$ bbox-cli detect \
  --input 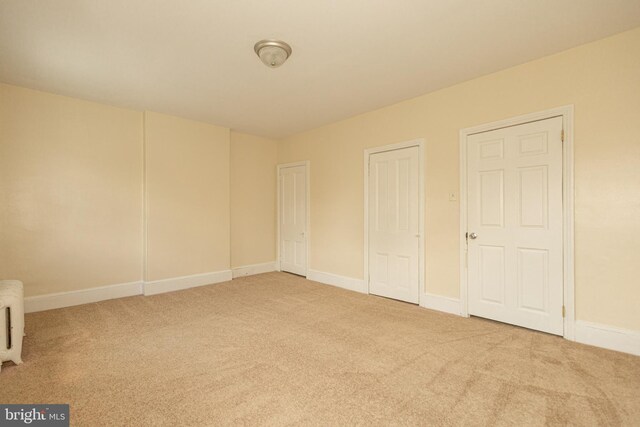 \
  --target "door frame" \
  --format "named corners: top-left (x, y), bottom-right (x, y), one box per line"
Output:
top-left (276, 161), bottom-right (311, 277)
top-left (364, 139), bottom-right (425, 305)
top-left (459, 105), bottom-right (575, 340)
